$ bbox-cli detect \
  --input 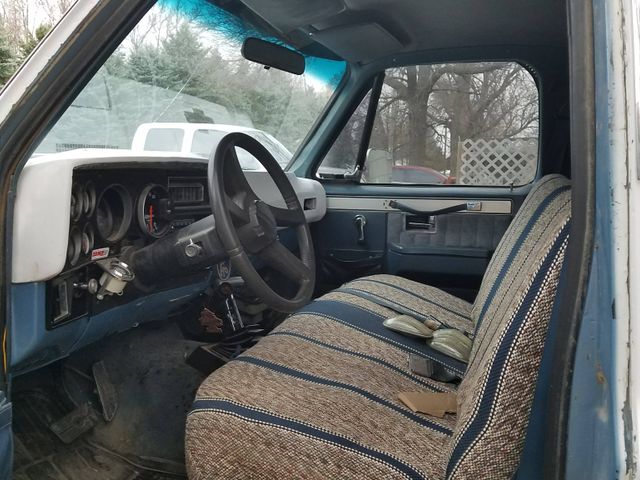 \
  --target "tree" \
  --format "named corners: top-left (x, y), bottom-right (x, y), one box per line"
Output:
top-left (374, 63), bottom-right (539, 170)
top-left (0, 27), bottom-right (16, 86)
top-left (19, 23), bottom-right (51, 59)
top-left (0, 0), bottom-right (69, 85)
top-left (35, 0), bottom-right (72, 20)
top-left (0, 0), bottom-right (30, 57)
